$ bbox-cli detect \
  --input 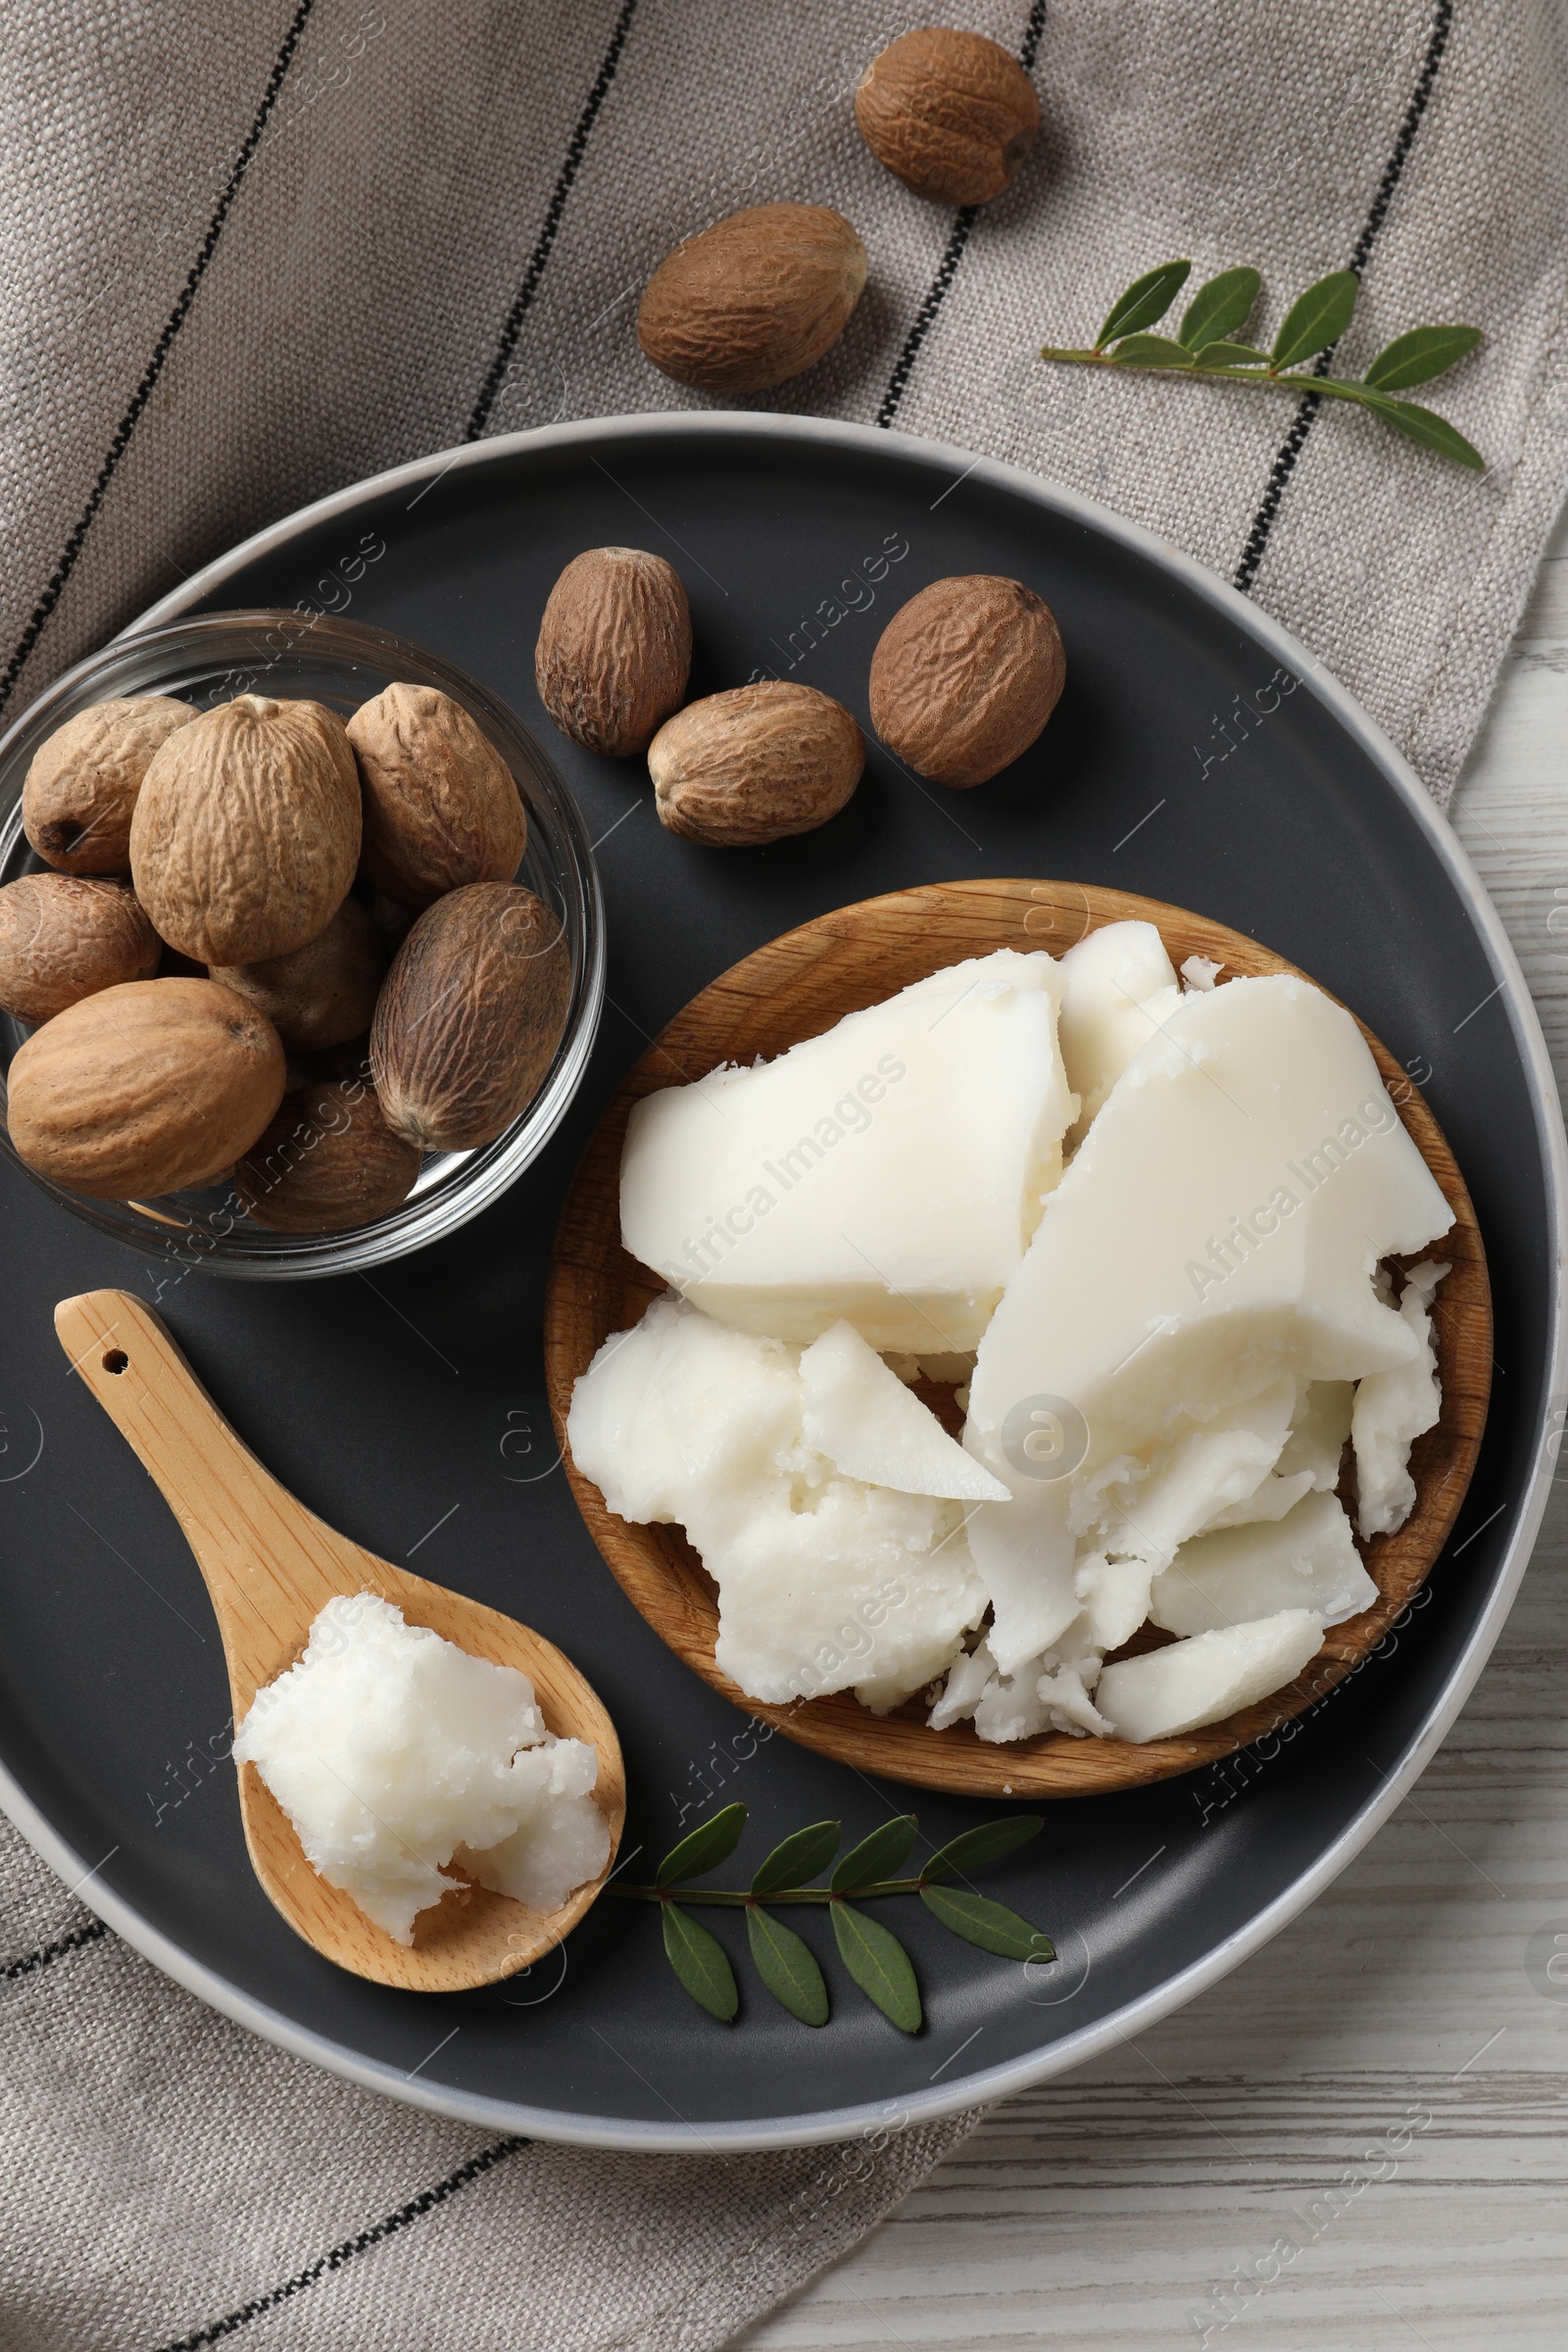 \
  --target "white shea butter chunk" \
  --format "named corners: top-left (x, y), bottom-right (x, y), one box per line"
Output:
top-left (962, 1378), bottom-right (1302, 1686)
top-left (1200, 1379), bottom-right (1353, 1532)
top-left (928, 1640), bottom-right (997, 1730)
top-left (929, 1637), bottom-right (1058, 1743)
top-left (1057, 919), bottom-right (1182, 1143)
top-left (1352, 1260), bottom-right (1449, 1538)
top-left (1198, 1468), bottom-right (1315, 1532)
top-left (964, 1492), bottom-right (1082, 1677)
top-left (928, 1636), bottom-right (1054, 1741)
top-left (930, 1626), bottom-right (1111, 1742)
top-left (1096, 1610), bottom-right (1325, 1743)
top-left (967, 975), bottom-right (1452, 1485)
top-left (1075, 1550), bottom-right (1156, 1651)
top-left (1088, 1378), bottom-right (1299, 1565)
top-left (618, 950), bottom-right (1073, 1352)
top-left (566, 1296), bottom-right (985, 1709)
top-left (1034, 1656), bottom-right (1113, 1738)
top-left (231, 1595), bottom-right (608, 1945)
top-left (800, 1319), bottom-right (1007, 1502)
top-left (1278, 1380), bottom-right (1355, 1492)
top-left (959, 976), bottom-right (1449, 1732)
top-left (1150, 1488), bottom-right (1377, 1636)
